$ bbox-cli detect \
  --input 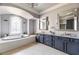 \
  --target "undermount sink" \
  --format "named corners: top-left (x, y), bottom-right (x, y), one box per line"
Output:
top-left (60, 34), bottom-right (77, 37)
